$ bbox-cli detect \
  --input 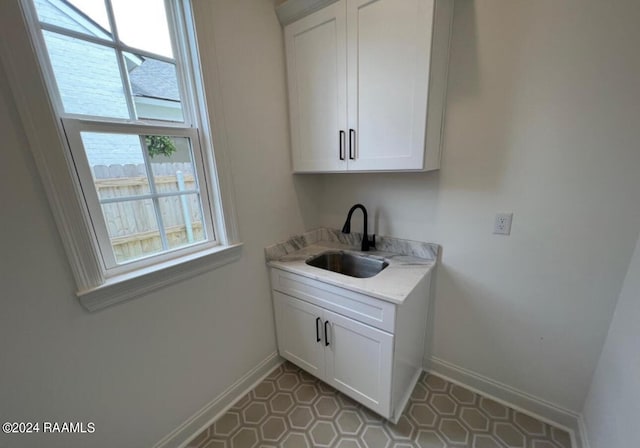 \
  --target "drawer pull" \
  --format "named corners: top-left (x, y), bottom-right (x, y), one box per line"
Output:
top-left (316, 317), bottom-right (321, 342)
top-left (349, 129), bottom-right (356, 160)
top-left (324, 320), bottom-right (330, 346)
